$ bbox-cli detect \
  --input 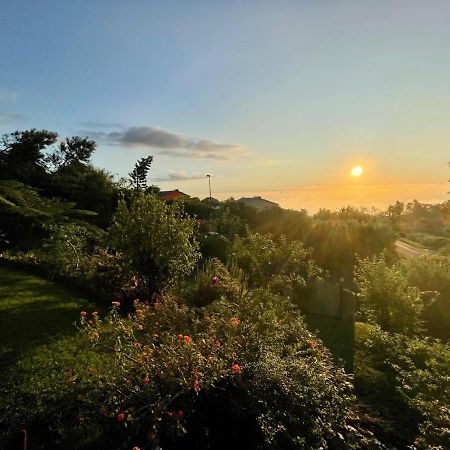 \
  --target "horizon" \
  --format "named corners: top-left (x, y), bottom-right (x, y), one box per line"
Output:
top-left (1, 1), bottom-right (449, 210)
